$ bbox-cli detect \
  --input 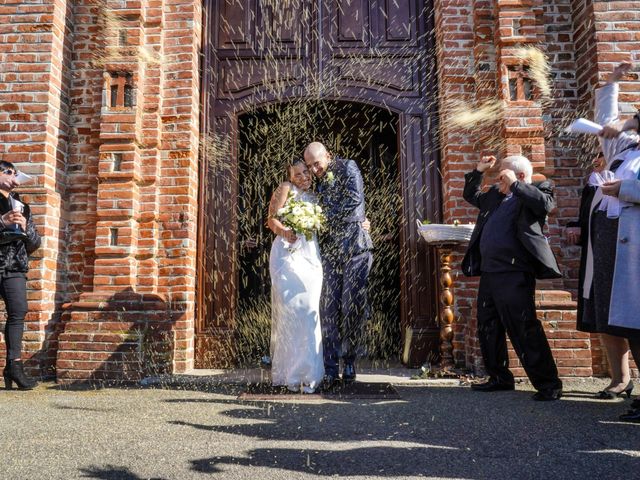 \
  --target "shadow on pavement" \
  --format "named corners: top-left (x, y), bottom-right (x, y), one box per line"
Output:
top-left (164, 385), bottom-right (640, 479)
top-left (79, 465), bottom-right (168, 480)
